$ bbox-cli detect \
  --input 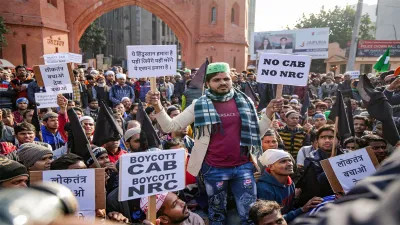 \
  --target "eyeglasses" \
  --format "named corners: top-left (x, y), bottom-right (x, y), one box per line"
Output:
top-left (84, 123), bottom-right (94, 126)
top-left (371, 145), bottom-right (386, 150)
